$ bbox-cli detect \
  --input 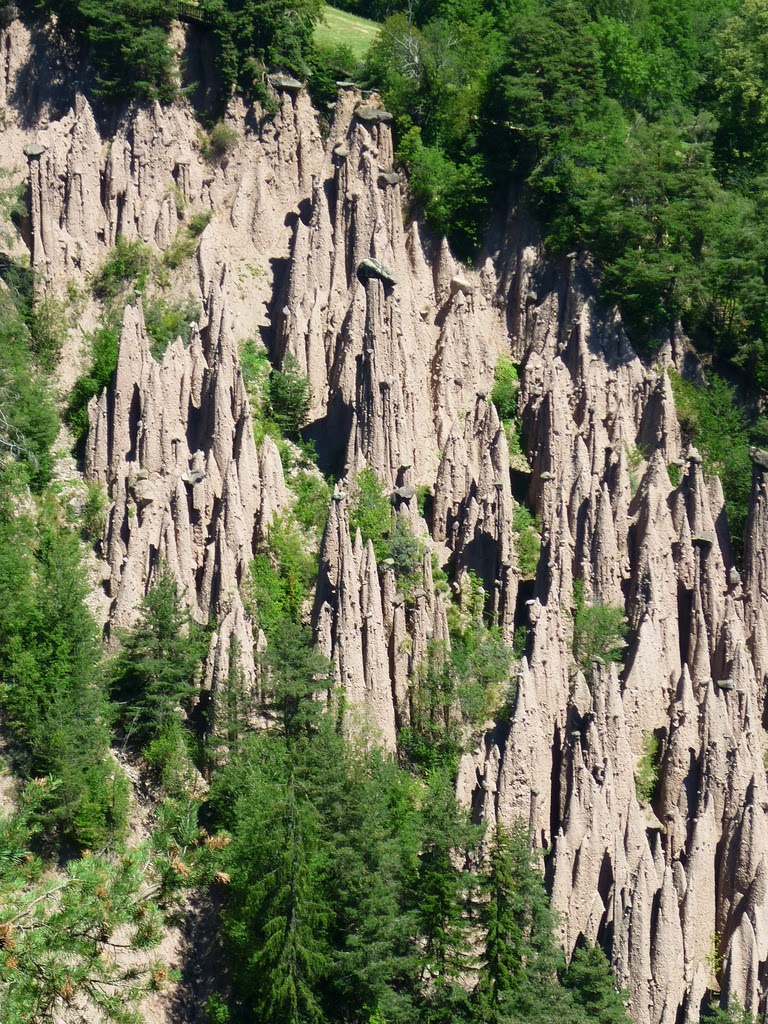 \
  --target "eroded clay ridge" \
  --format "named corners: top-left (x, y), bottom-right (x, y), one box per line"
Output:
top-left (5, 12), bottom-right (768, 1022)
